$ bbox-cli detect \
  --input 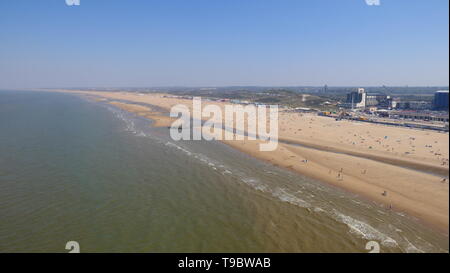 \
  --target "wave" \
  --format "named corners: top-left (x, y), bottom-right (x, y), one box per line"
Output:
top-left (331, 209), bottom-right (398, 248)
top-left (272, 188), bottom-right (311, 208)
top-left (104, 104), bottom-right (152, 138)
